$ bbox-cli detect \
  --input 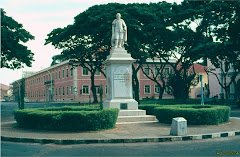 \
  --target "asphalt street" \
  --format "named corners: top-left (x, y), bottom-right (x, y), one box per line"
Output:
top-left (1, 102), bottom-right (240, 157)
top-left (2, 136), bottom-right (240, 156)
